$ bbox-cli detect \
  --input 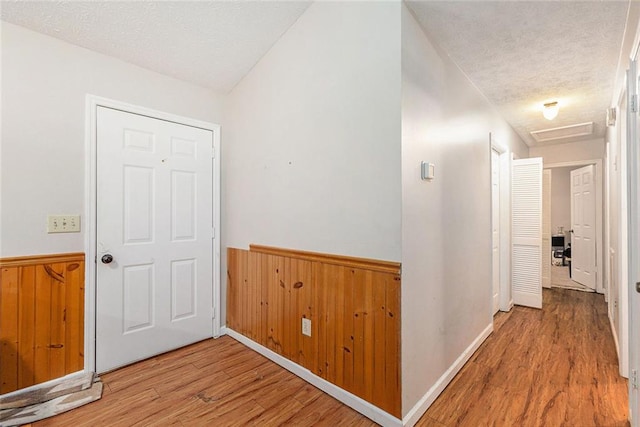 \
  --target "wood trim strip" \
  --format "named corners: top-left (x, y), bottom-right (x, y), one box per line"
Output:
top-left (0, 253), bottom-right (85, 268)
top-left (249, 245), bottom-right (401, 275)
